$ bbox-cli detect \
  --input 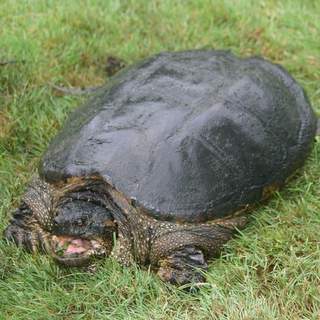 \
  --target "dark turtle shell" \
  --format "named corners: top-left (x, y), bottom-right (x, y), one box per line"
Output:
top-left (40, 50), bottom-right (317, 223)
